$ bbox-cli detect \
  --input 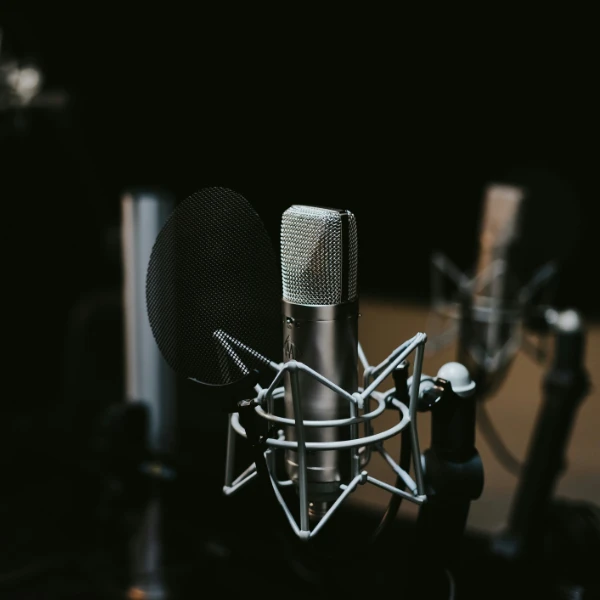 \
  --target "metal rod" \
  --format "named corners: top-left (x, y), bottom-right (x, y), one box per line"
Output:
top-left (230, 403), bottom-right (410, 450)
top-left (358, 342), bottom-right (370, 370)
top-left (264, 366), bottom-right (287, 404)
top-left (254, 392), bottom-right (386, 426)
top-left (295, 362), bottom-right (357, 405)
top-left (370, 336), bottom-right (416, 379)
top-left (270, 433), bottom-right (294, 487)
top-left (231, 462), bottom-right (256, 487)
top-left (310, 475), bottom-right (362, 537)
top-left (290, 369), bottom-right (309, 532)
top-left (223, 471), bottom-right (258, 495)
top-left (268, 471), bottom-right (302, 537)
top-left (376, 444), bottom-right (418, 493)
top-left (362, 369), bottom-right (374, 464)
top-left (409, 342), bottom-right (426, 494)
top-left (366, 476), bottom-right (425, 505)
top-left (349, 400), bottom-right (360, 478)
top-left (224, 416), bottom-right (237, 487)
top-left (362, 334), bottom-right (424, 399)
